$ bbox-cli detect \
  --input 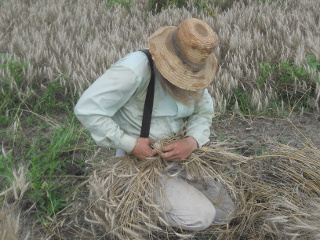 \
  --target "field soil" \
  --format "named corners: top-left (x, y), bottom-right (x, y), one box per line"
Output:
top-left (211, 112), bottom-right (320, 153)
